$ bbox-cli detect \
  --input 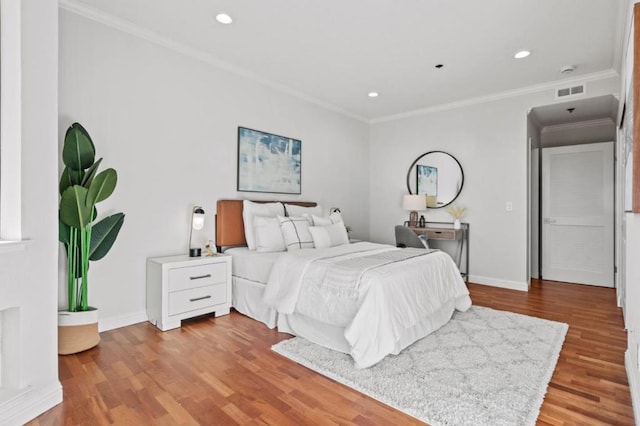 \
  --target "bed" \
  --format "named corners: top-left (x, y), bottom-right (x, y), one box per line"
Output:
top-left (216, 199), bottom-right (471, 368)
